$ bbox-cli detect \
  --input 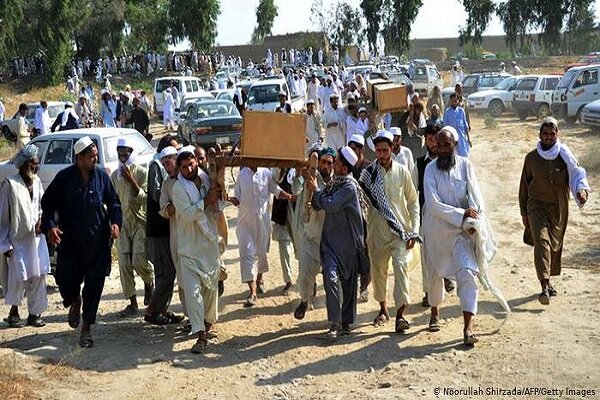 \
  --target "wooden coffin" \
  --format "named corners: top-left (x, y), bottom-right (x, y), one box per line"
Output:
top-left (374, 84), bottom-right (408, 112)
top-left (240, 111), bottom-right (307, 162)
top-left (366, 78), bottom-right (391, 105)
